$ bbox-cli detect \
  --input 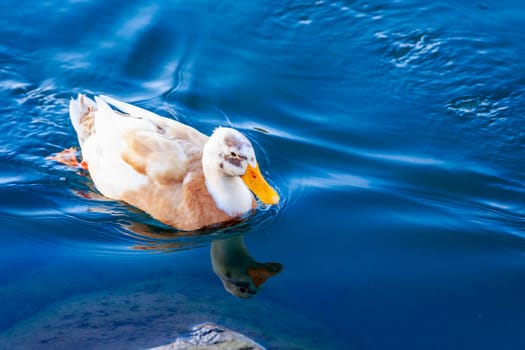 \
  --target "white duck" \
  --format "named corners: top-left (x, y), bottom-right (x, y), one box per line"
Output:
top-left (53, 94), bottom-right (279, 231)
